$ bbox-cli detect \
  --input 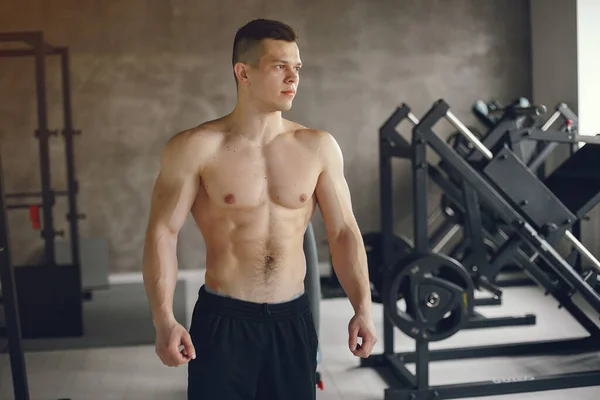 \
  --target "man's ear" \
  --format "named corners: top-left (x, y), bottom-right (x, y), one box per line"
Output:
top-left (234, 63), bottom-right (250, 86)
